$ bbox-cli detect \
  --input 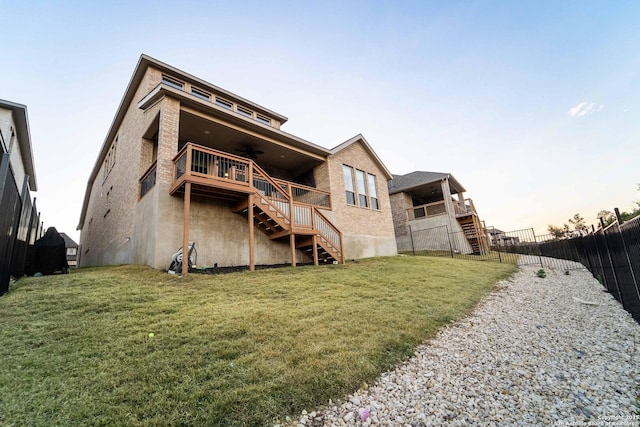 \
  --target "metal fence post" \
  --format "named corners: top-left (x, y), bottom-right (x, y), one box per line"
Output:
top-left (532, 228), bottom-right (544, 268)
top-left (600, 217), bottom-right (624, 307)
top-left (615, 208), bottom-right (640, 304)
top-left (408, 224), bottom-right (415, 256)
top-left (446, 225), bottom-right (454, 258)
